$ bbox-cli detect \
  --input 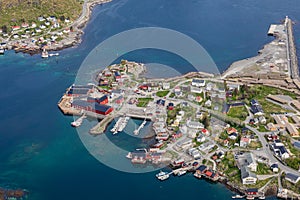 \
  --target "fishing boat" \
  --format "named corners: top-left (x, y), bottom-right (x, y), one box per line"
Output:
top-left (232, 194), bottom-right (244, 199)
top-left (126, 152), bottom-right (132, 159)
top-left (0, 48), bottom-right (4, 55)
top-left (41, 48), bottom-right (48, 58)
top-left (71, 114), bottom-right (86, 127)
top-left (49, 53), bottom-right (59, 57)
top-left (177, 170), bottom-right (186, 176)
top-left (194, 172), bottom-right (201, 179)
top-left (156, 171), bottom-right (169, 181)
